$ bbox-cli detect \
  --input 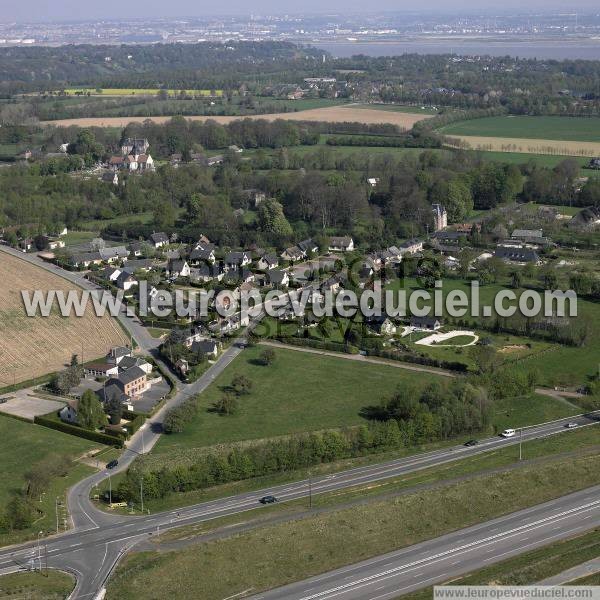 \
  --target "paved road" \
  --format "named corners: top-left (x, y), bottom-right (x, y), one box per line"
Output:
top-left (538, 556), bottom-right (600, 585)
top-left (0, 411), bottom-right (597, 598)
top-left (259, 341), bottom-right (457, 377)
top-left (250, 486), bottom-right (600, 600)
